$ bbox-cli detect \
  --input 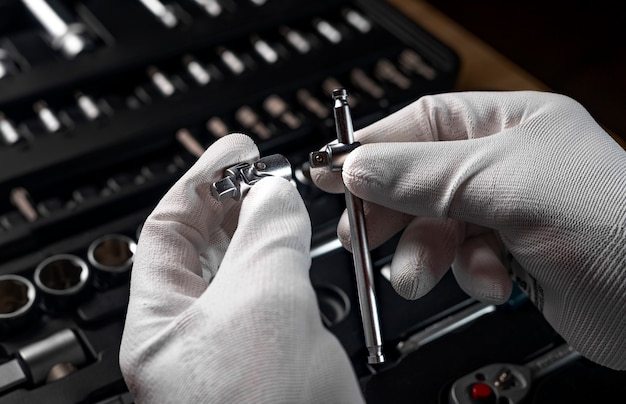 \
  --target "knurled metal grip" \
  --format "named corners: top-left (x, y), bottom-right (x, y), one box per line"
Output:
top-left (211, 154), bottom-right (292, 201)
